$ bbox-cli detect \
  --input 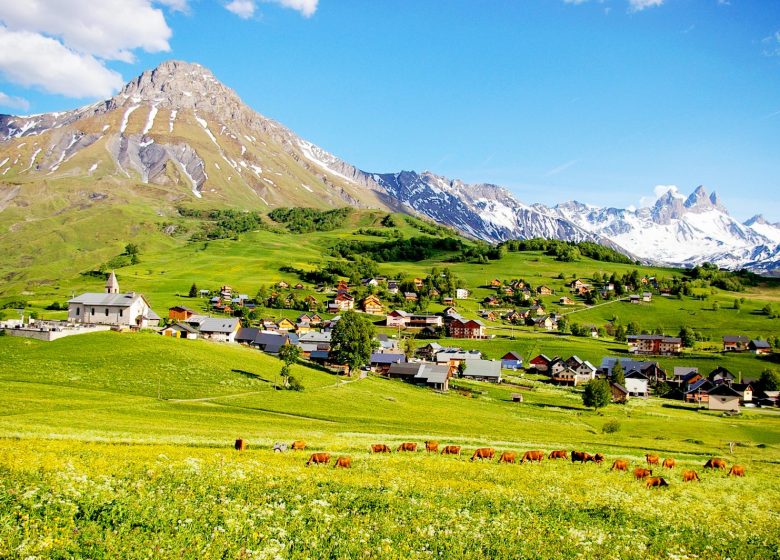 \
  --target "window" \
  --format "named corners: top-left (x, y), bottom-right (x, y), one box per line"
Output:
top-left (105, 308), bottom-right (109, 316)
top-left (76, 308), bottom-right (80, 316)
top-left (91, 308), bottom-right (95, 315)
top-left (119, 309), bottom-right (123, 317)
